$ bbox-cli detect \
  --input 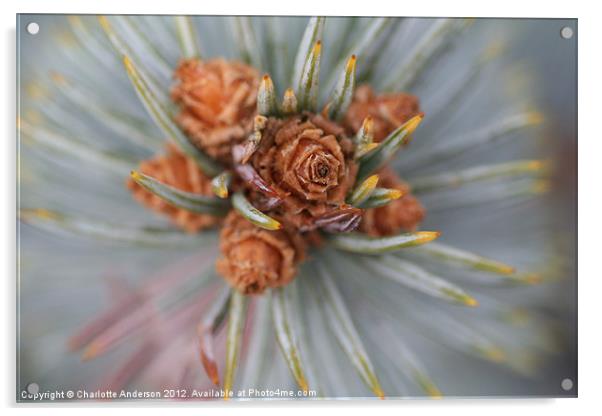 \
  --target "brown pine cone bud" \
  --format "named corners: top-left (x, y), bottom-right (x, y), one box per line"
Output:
top-left (344, 85), bottom-right (421, 142)
top-left (360, 168), bottom-right (425, 236)
top-left (127, 143), bottom-right (221, 233)
top-left (216, 211), bottom-right (306, 294)
top-left (171, 58), bottom-right (259, 164)
top-left (249, 113), bottom-right (358, 230)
